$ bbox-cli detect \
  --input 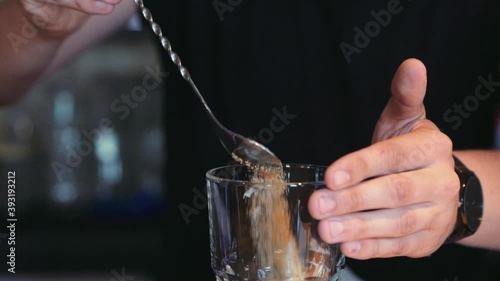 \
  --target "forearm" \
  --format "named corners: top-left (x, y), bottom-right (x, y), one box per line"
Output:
top-left (0, 0), bottom-right (62, 104)
top-left (453, 149), bottom-right (500, 250)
